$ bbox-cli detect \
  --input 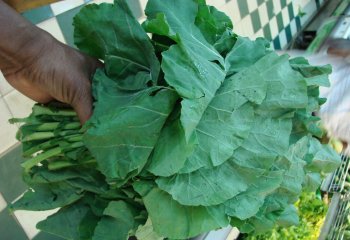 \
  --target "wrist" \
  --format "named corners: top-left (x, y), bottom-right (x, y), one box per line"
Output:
top-left (0, 0), bottom-right (54, 72)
